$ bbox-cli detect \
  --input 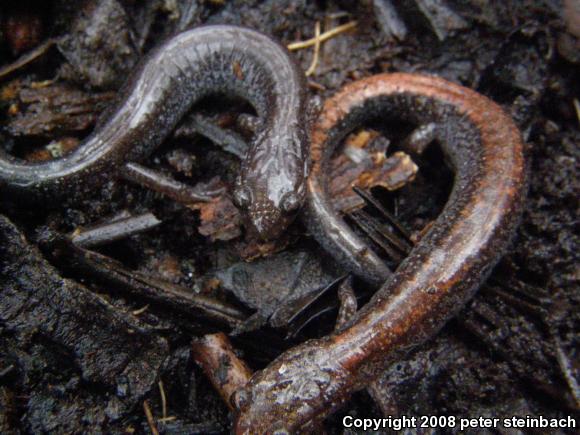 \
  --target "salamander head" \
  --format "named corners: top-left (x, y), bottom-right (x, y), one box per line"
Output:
top-left (233, 342), bottom-right (348, 434)
top-left (233, 173), bottom-right (305, 241)
top-left (233, 137), bottom-right (308, 240)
